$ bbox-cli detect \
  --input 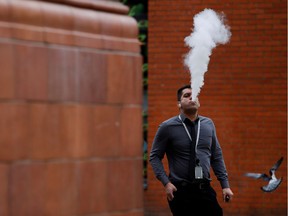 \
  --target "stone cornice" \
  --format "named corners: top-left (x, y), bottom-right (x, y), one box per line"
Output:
top-left (0, 0), bottom-right (140, 52)
top-left (37, 0), bottom-right (129, 15)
